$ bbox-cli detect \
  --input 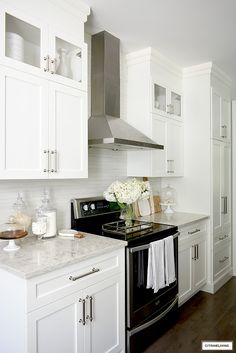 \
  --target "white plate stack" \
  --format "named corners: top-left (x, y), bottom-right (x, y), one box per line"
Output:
top-left (6, 32), bottom-right (24, 62)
